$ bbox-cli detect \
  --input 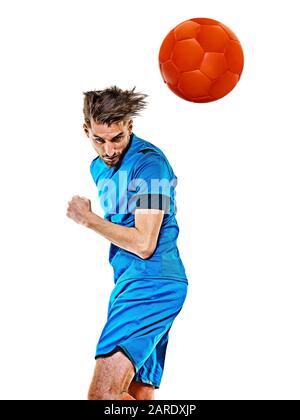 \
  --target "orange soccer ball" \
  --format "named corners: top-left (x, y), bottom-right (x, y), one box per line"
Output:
top-left (159, 18), bottom-right (244, 103)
